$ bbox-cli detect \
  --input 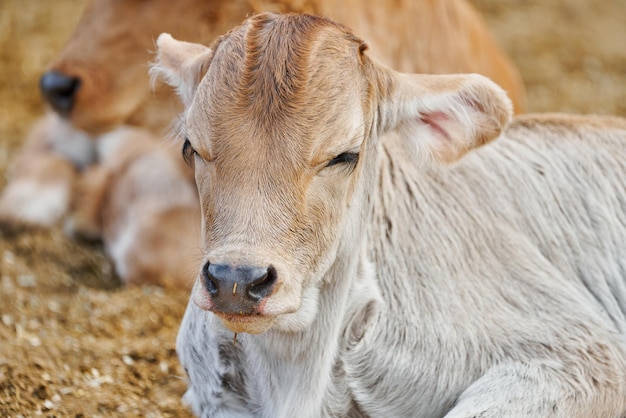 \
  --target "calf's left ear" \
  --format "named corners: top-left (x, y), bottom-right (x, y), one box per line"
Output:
top-left (377, 72), bottom-right (513, 164)
top-left (151, 33), bottom-right (213, 107)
